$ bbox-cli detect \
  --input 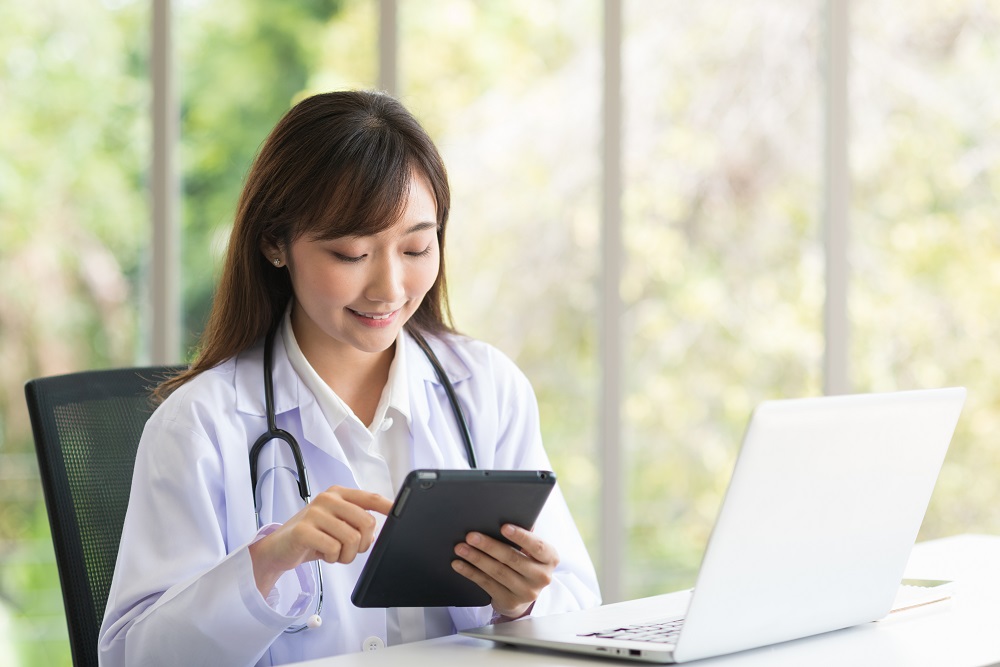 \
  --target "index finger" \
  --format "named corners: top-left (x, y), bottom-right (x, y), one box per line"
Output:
top-left (333, 487), bottom-right (394, 515)
top-left (500, 524), bottom-right (558, 564)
